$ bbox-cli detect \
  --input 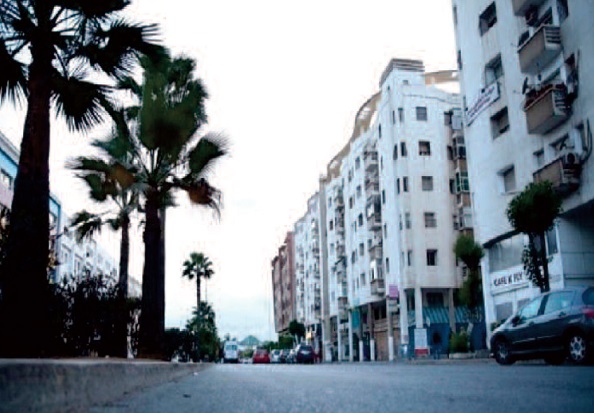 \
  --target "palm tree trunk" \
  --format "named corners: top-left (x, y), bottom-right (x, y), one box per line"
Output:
top-left (139, 192), bottom-right (164, 358)
top-left (0, 17), bottom-right (54, 357)
top-left (115, 214), bottom-right (131, 358)
top-left (197, 277), bottom-right (201, 309)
